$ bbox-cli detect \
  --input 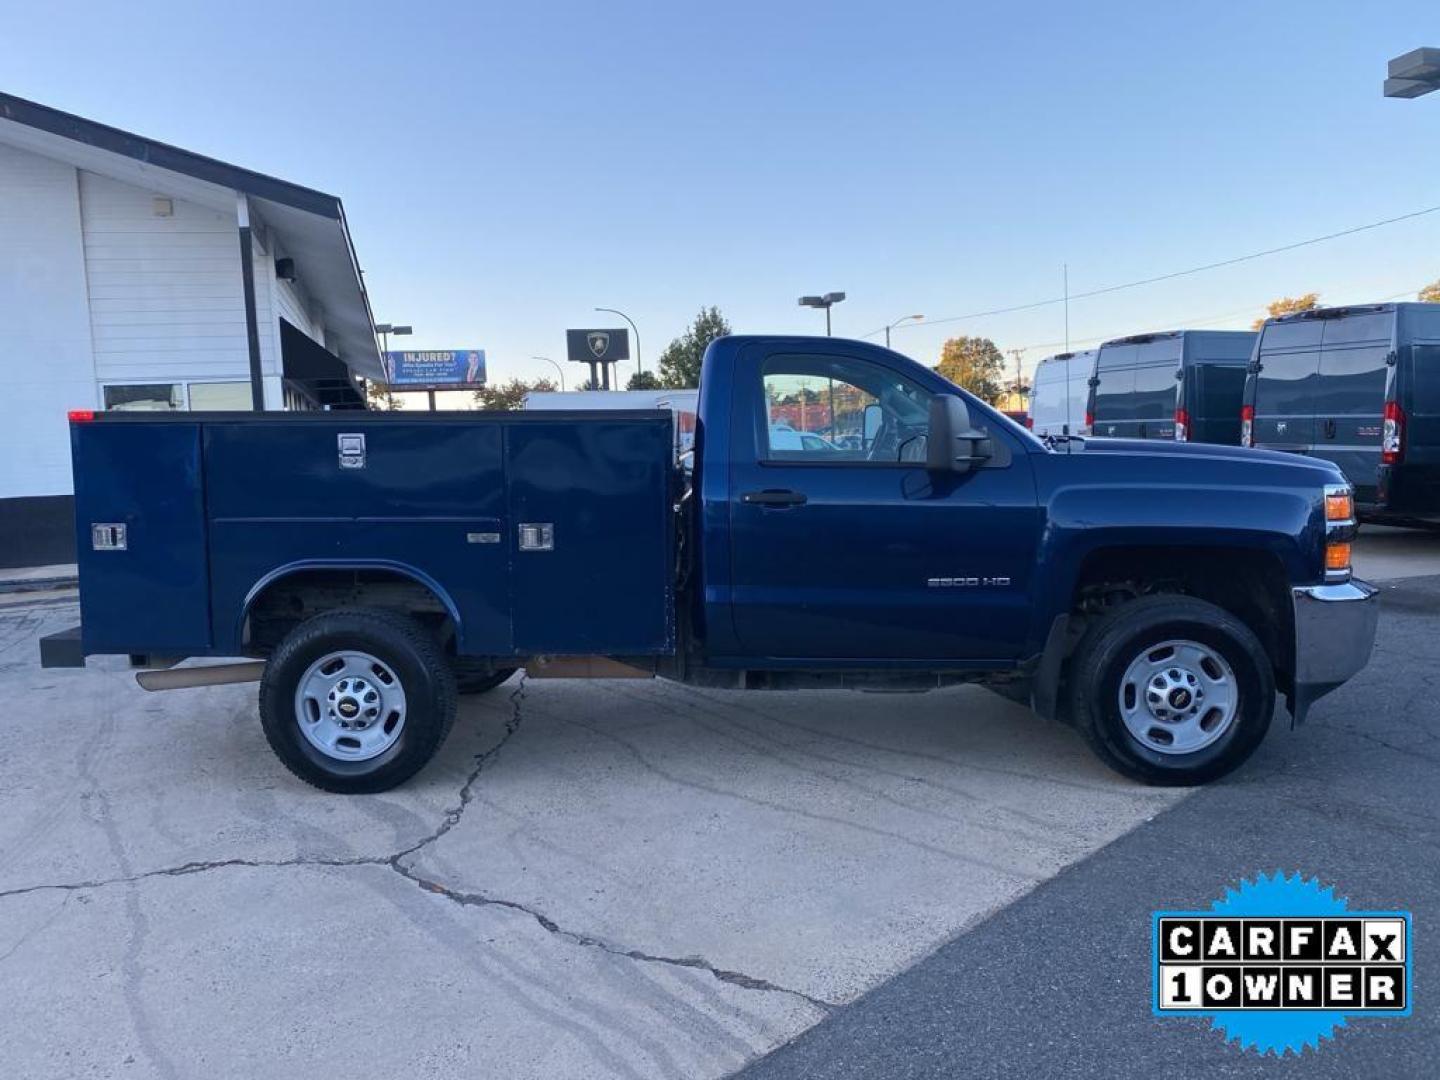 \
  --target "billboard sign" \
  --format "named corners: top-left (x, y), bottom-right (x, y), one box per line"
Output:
top-left (566, 329), bottom-right (630, 365)
top-left (384, 350), bottom-right (486, 388)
